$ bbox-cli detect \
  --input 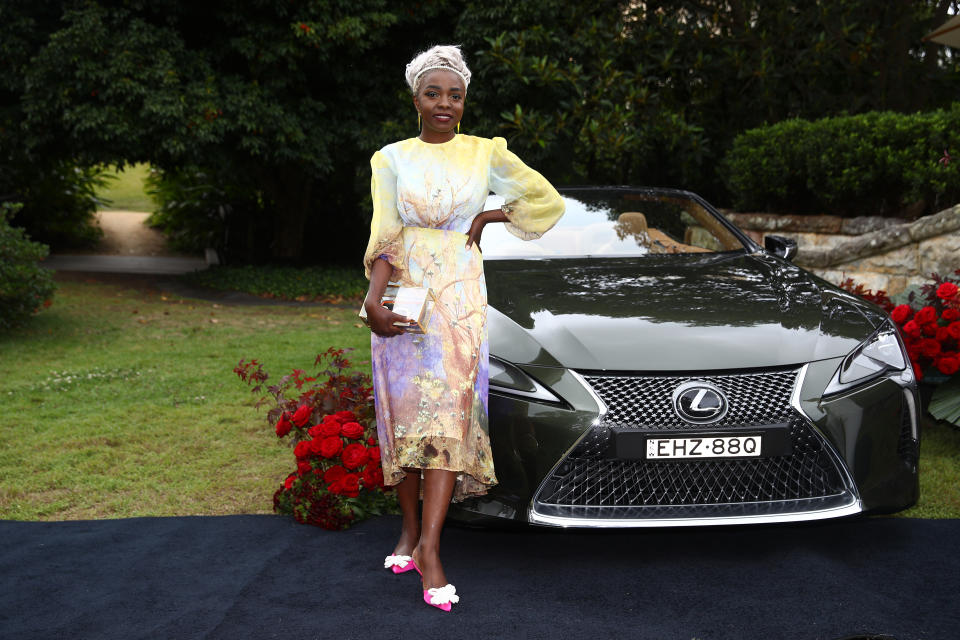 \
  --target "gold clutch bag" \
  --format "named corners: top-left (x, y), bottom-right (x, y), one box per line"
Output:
top-left (359, 284), bottom-right (436, 334)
